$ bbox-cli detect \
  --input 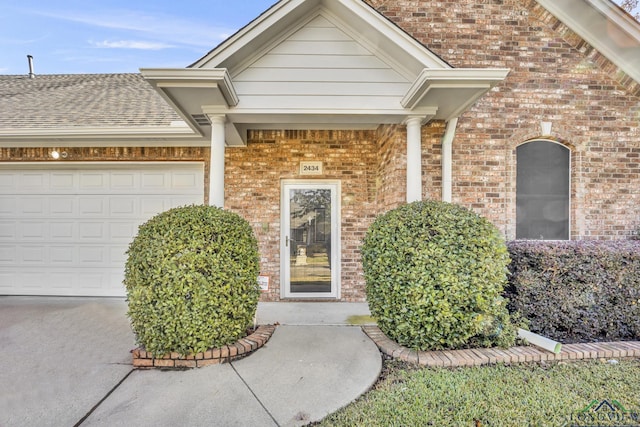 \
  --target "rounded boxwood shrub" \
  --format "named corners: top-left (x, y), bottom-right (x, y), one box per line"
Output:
top-left (362, 200), bottom-right (518, 351)
top-left (124, 205), bottom-right (260, 357)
